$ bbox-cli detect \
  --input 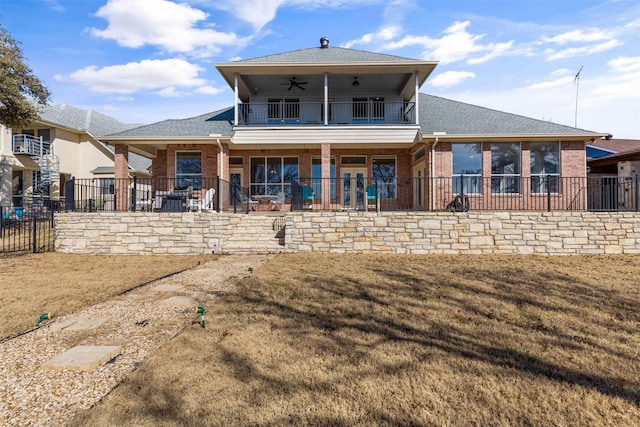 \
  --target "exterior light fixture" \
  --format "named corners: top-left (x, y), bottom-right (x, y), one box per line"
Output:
top-left (352, 77), bottom-right (359, 87)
